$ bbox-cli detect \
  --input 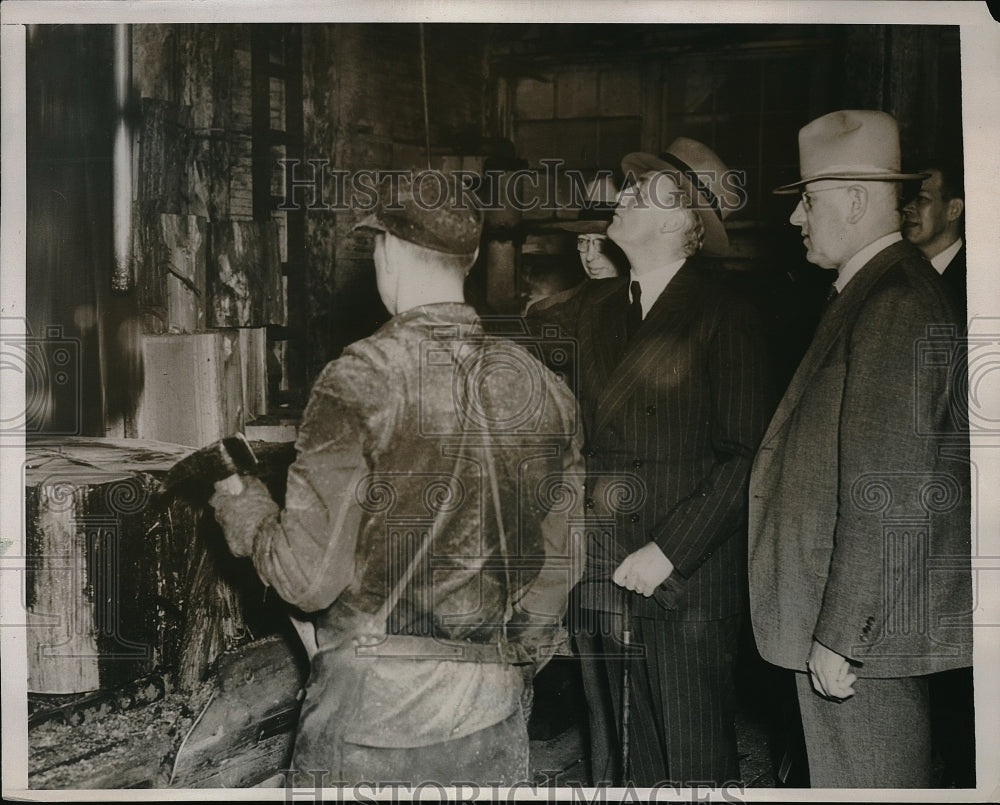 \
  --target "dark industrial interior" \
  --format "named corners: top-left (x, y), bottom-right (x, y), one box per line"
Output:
top-left (20, 22), bottom-right (967, 790)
